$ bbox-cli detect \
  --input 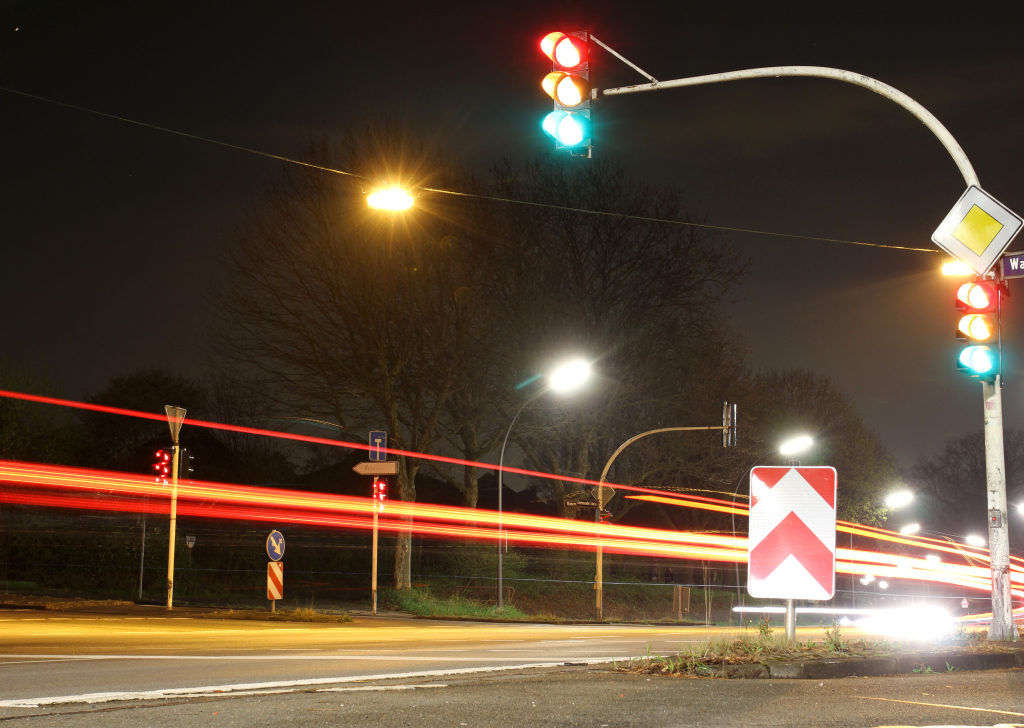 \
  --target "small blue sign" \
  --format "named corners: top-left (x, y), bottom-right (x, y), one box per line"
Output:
top-left (266, 530), bottom-right (285, 561)
top-left (369, 431), bottom-right (387, 461)
top-left (1003, 252), bottom-right (1024, 280)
